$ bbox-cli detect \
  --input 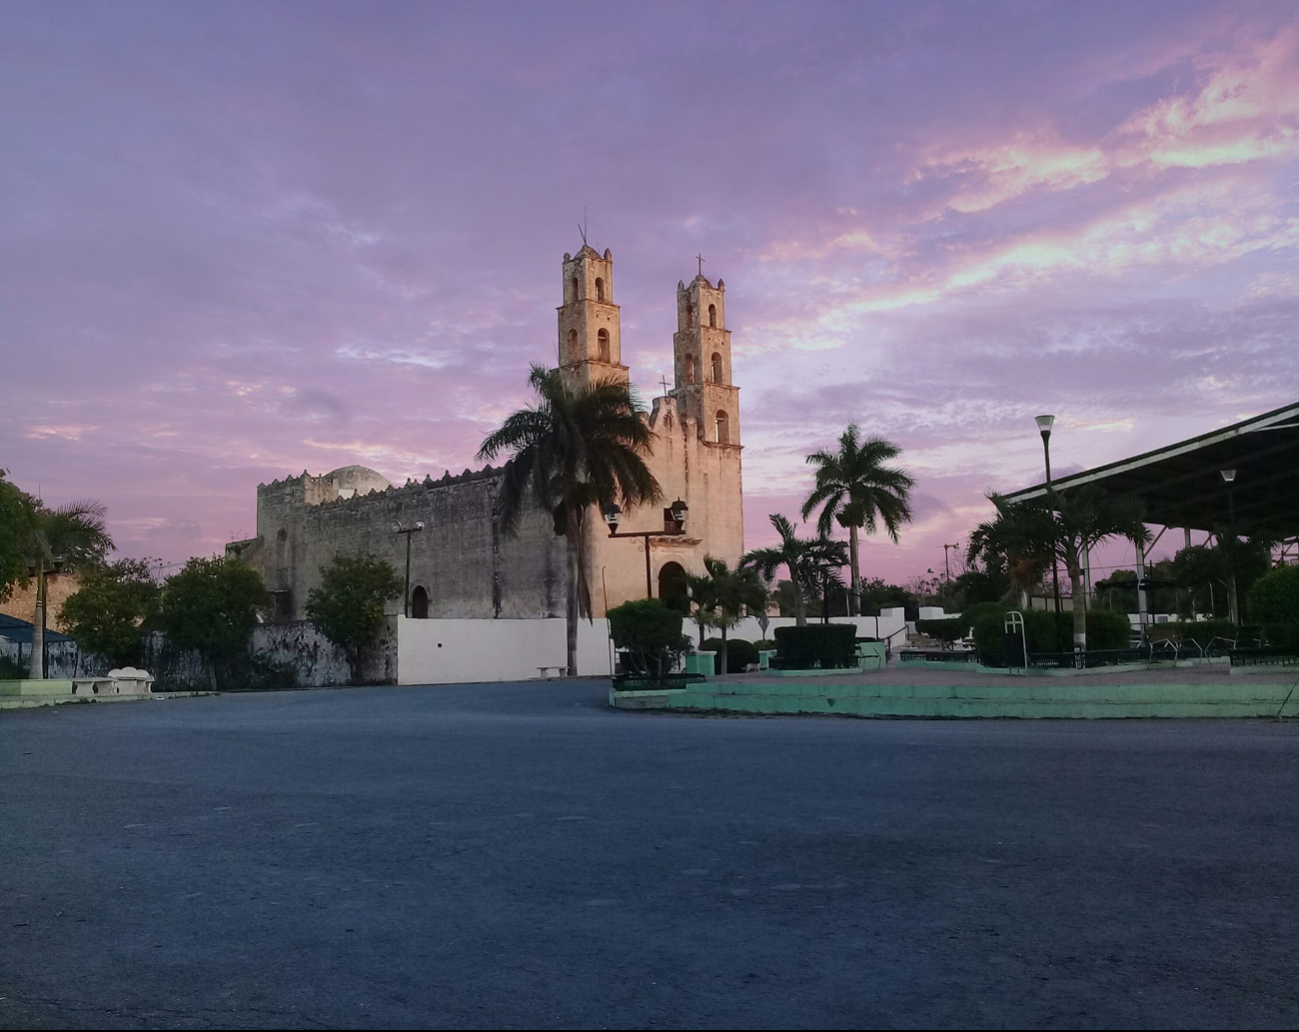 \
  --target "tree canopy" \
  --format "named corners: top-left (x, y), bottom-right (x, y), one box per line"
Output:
top-left (305, 553), bottom-right (403, 685)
